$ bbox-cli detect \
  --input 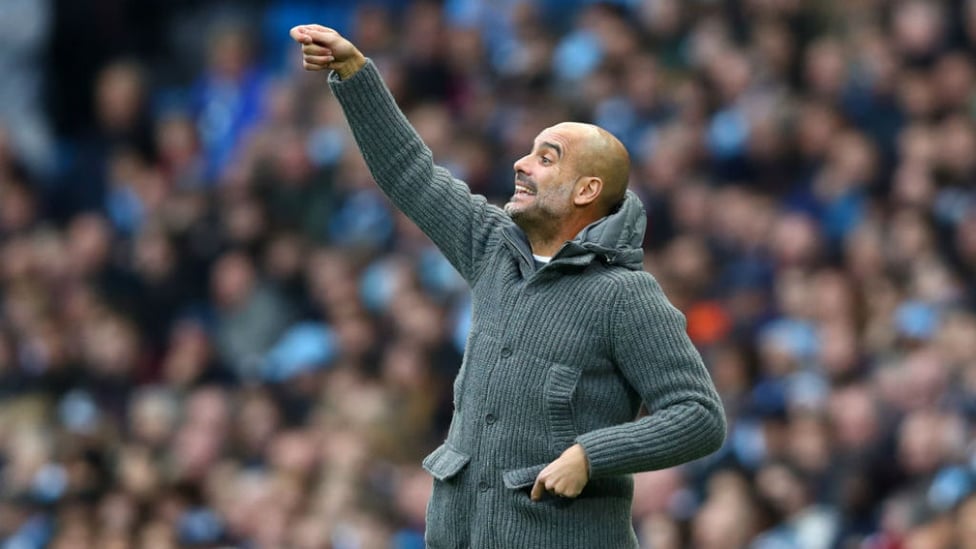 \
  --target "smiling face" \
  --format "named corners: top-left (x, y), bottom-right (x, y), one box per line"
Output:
top-left (504, 125), bottom-right (582, 233)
